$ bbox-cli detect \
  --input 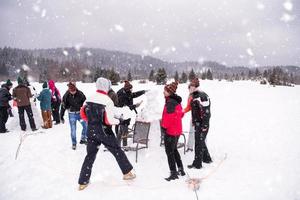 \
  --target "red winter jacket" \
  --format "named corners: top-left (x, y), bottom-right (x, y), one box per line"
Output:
top-left (161, 94), bottom-right (184, 136)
